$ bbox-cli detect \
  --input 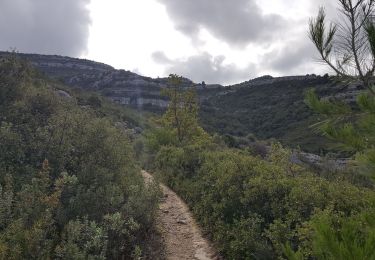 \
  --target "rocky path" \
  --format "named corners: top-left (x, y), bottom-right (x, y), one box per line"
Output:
top-left (142, 170), bottom-right (219, 260)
